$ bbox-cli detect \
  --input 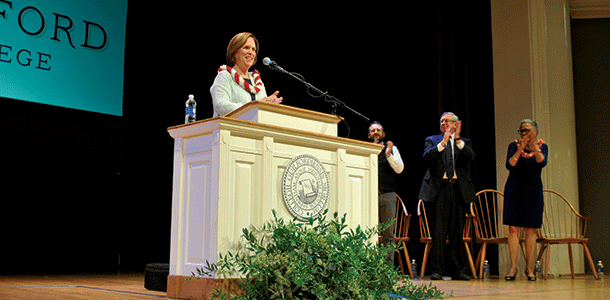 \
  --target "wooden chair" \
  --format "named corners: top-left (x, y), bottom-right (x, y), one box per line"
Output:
top-left (417, 199), bottom-right (477, 279)
top-left (394, 195), bottom-right (413, 278)
top-left (378, 195), bottom-right (413, 278)
top-left (472, 189), bottom-right (534, 278)
top-left (470, 189), bottom-right (517, 278)
top-left (537, 189), bottom-right (598, 279)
